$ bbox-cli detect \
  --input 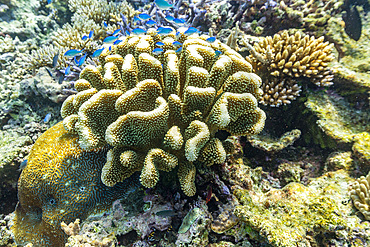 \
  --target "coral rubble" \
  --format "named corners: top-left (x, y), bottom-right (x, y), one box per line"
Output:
top-left (60, 29), bottom-right (266, 196)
